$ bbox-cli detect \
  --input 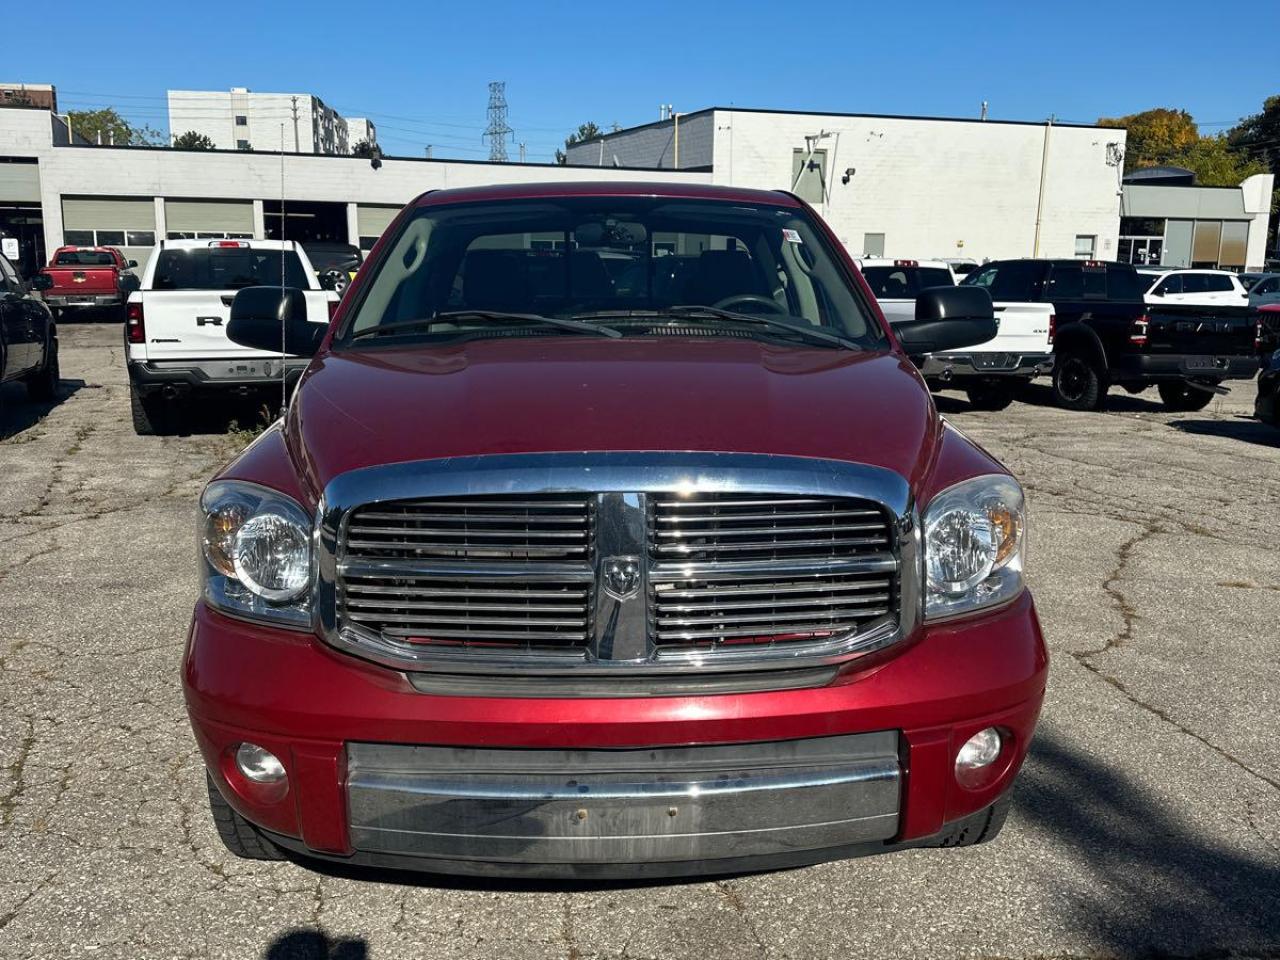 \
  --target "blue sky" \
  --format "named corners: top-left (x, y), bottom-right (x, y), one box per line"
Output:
top-left (8, 0), bottom-right (1274, 162)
